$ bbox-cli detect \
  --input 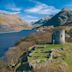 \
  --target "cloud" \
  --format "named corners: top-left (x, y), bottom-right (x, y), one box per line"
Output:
top-left (24, 0), bottom-right (60, 15)
top-left (0, 0), bottom-right (21, 14)
top-left (22, 15), bottom-right (39, 22)
top-left (25, 15), bottom-right (38, 19)
top-left (6, 3), bottom-right (21, 11)
top-left (26, 19), bottom-right (38, 22)
top-left (0, 10), bottom-right (20, 14)
top-left (1, 3), bottom-right (22, 15)
top-left (10, 7), bottom-right (21, 12)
